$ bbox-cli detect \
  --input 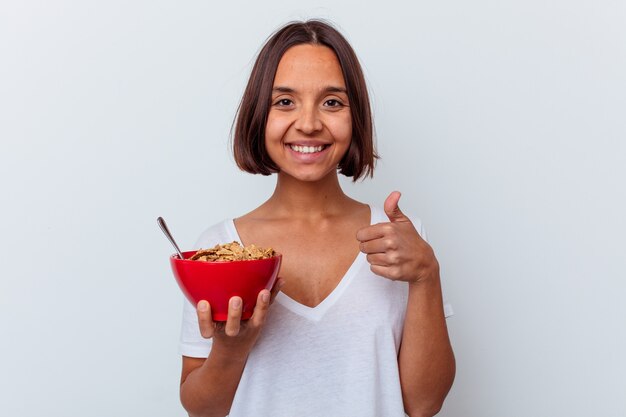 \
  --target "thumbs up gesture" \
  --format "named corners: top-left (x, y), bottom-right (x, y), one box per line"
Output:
top-left (356, 191), bottom-right (439, 284)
